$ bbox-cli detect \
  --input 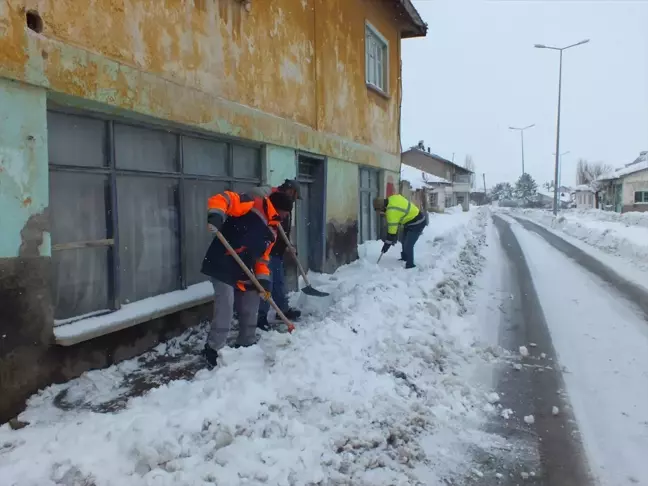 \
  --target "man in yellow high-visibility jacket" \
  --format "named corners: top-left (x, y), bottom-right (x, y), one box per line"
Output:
top-left (373, 195), bottom-right (429, 269)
